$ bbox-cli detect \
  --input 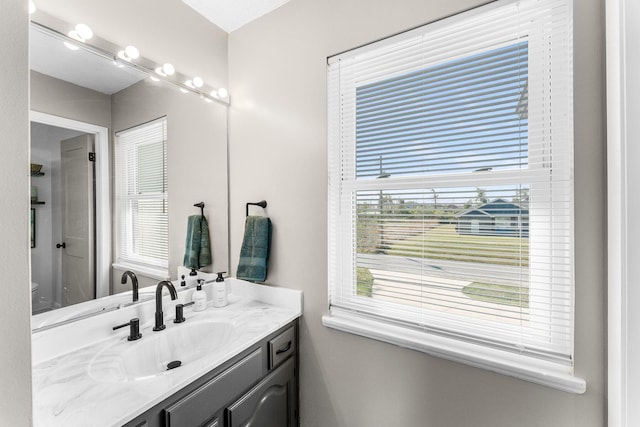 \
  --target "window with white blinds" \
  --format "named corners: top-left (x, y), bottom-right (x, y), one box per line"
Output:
top-left (325, 0), bottom-right (584, 392)
top-left (115, 117), bottom-right (168, 271)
